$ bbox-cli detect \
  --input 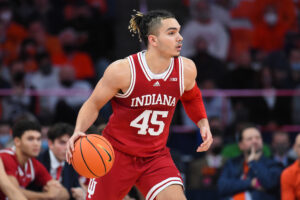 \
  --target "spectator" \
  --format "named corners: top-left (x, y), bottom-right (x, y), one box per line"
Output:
top-left (201, 79), bottom-right (234, 126)
top-left (190, 36), bottom-right (227, 87)
top-left (289, 48), bottom-right (300, 86)
top-left (35, 123), bottom-right (85, 200)
top-left (218, 124), bottom-right (282, 200)
top-left (52, 28), bottom-right (95, 81)
top-left (226, 50), bottom-right (258, 89)
top-left (18, 39), bottom-right (39, 72)
top-left (28, 19), bottom-right (63, 57)
top-left (251, 0), bottom-right (296, 31)
top-left (281, 133), bottom-right (300, 200)
top-left (1, 61), bottom-right (33, 123)
top-left (271, 131), bottom-right (294, 167)
top-left (29, 52), bottom-right (60, 122)
top-left (229, 0), bottom-right (255, 57)
top-left (252, 4), bottom-right (294, 54)
top-left (54, 66), bottom-right (92, 125)
top-left (0, 0), bottom-right (28, 66)
top-left (0, 119), bottom-right (69, 199)
top-left (31, 0), bottom-right (64, 35)
top-left (181, 0), bottom-right (230, 60)
top-left (187, 130), bottom-right (225, 199)
top-left (226, 50), bottom-right (258, 124)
